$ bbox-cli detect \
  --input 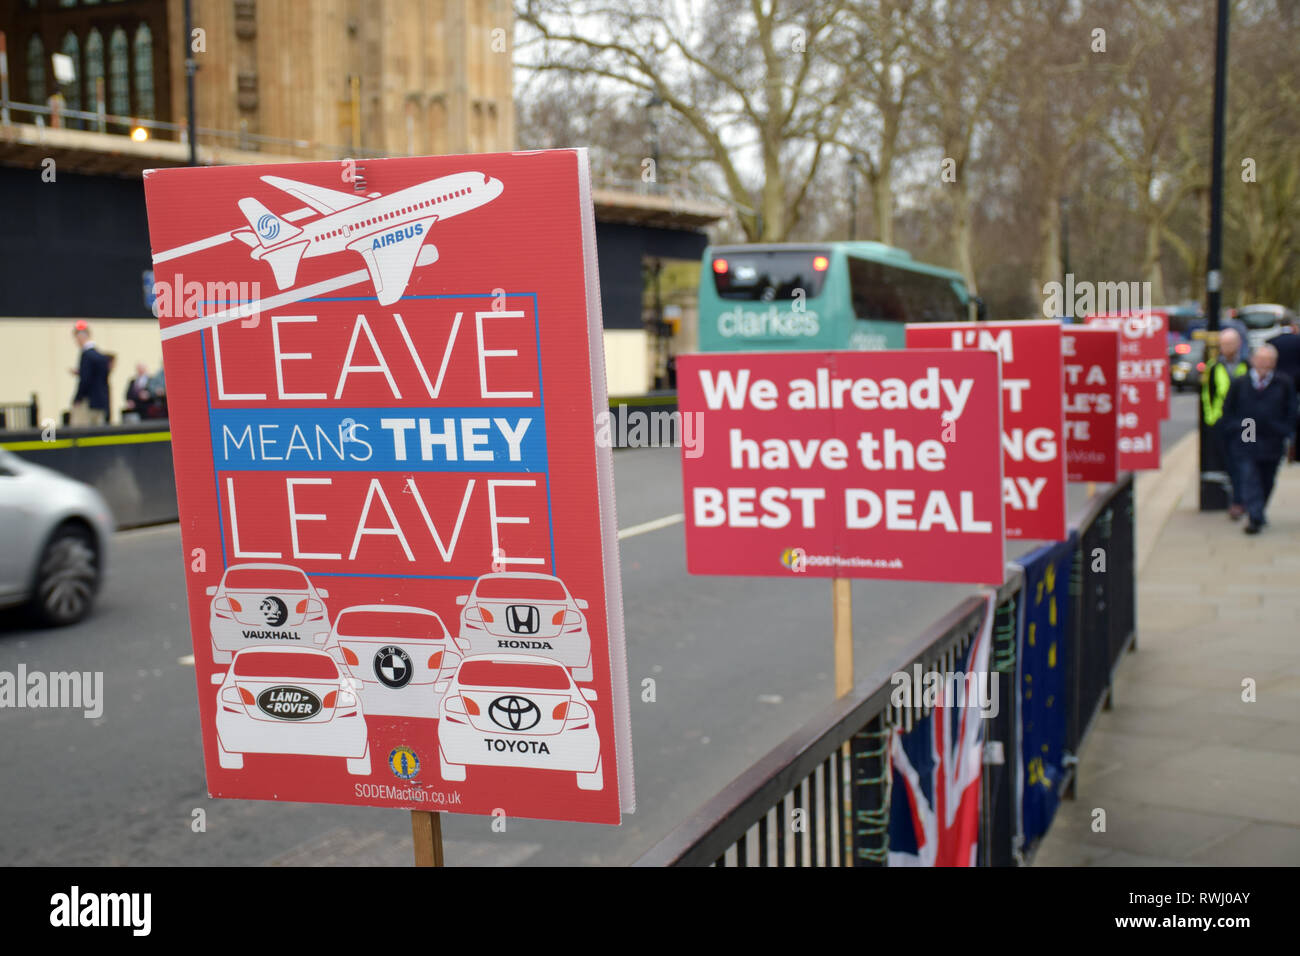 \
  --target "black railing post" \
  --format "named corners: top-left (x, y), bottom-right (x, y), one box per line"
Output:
top-left (850, 715), bottom-right (890, 866)
top-left (983, 592), bottom-right (1020, 866)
